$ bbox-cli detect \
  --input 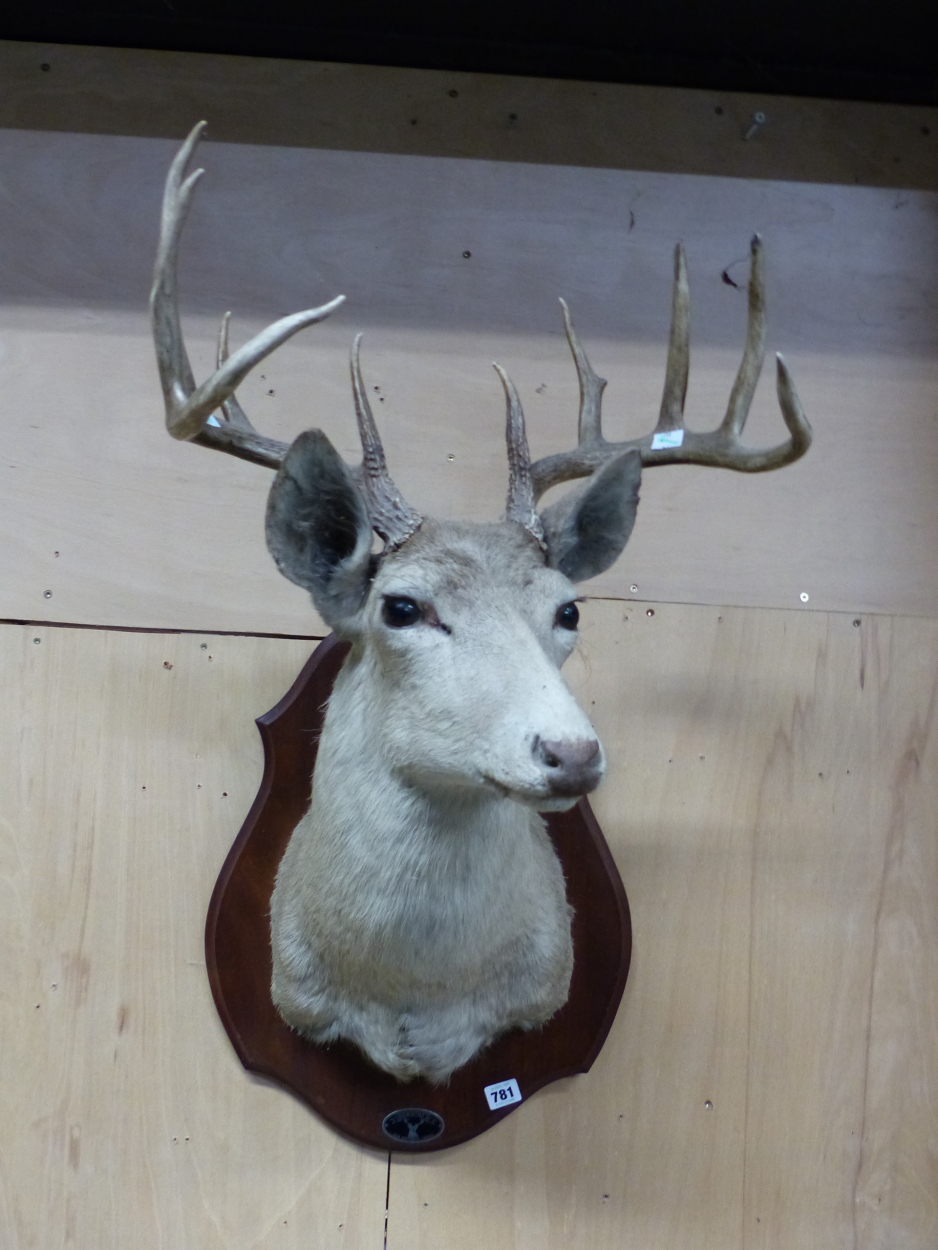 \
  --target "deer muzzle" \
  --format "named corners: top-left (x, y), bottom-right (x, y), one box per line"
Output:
top-left (534, 736), bottom-right (604, 798)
